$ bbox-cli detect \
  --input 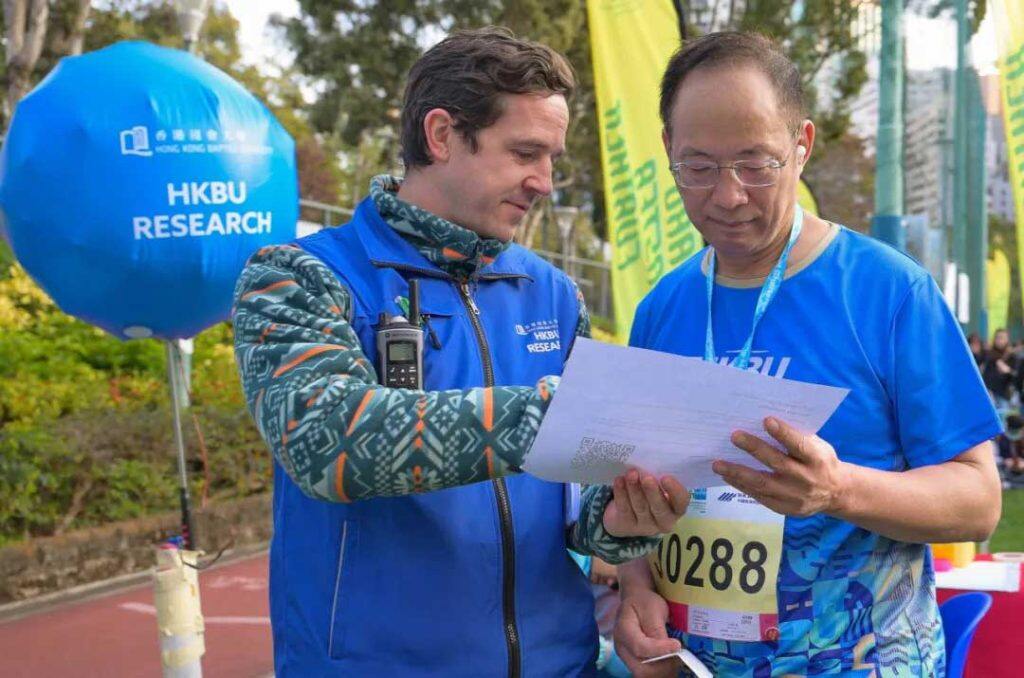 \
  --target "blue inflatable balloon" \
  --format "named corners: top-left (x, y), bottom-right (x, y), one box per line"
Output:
top-left (0, 41), bottom-right (298, 340)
